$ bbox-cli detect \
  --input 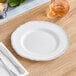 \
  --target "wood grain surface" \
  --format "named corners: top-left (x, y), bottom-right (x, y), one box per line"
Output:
top-left (0, 0), bottom-right (76, 76)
